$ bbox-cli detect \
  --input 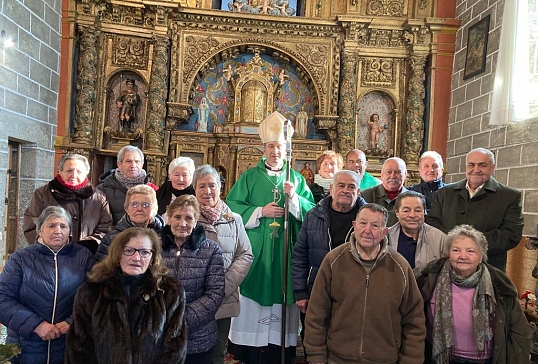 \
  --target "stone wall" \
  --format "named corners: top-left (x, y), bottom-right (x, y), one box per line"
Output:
top-left (448, 0), bottom-right (538, 236)
top-left (0, 0), bottom-right (61, 261)
top-left (450, 0), bottom-right (538, 295)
